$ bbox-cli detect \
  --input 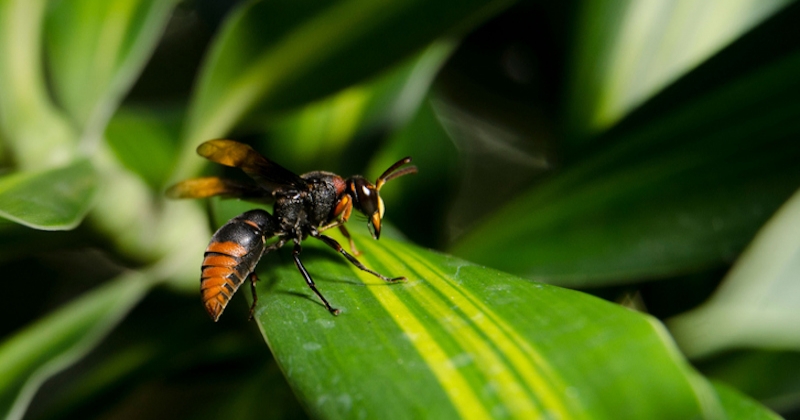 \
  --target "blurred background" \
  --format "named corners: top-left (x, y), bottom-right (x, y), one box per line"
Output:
top-left (1, 0), bottom-right (799, 418)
